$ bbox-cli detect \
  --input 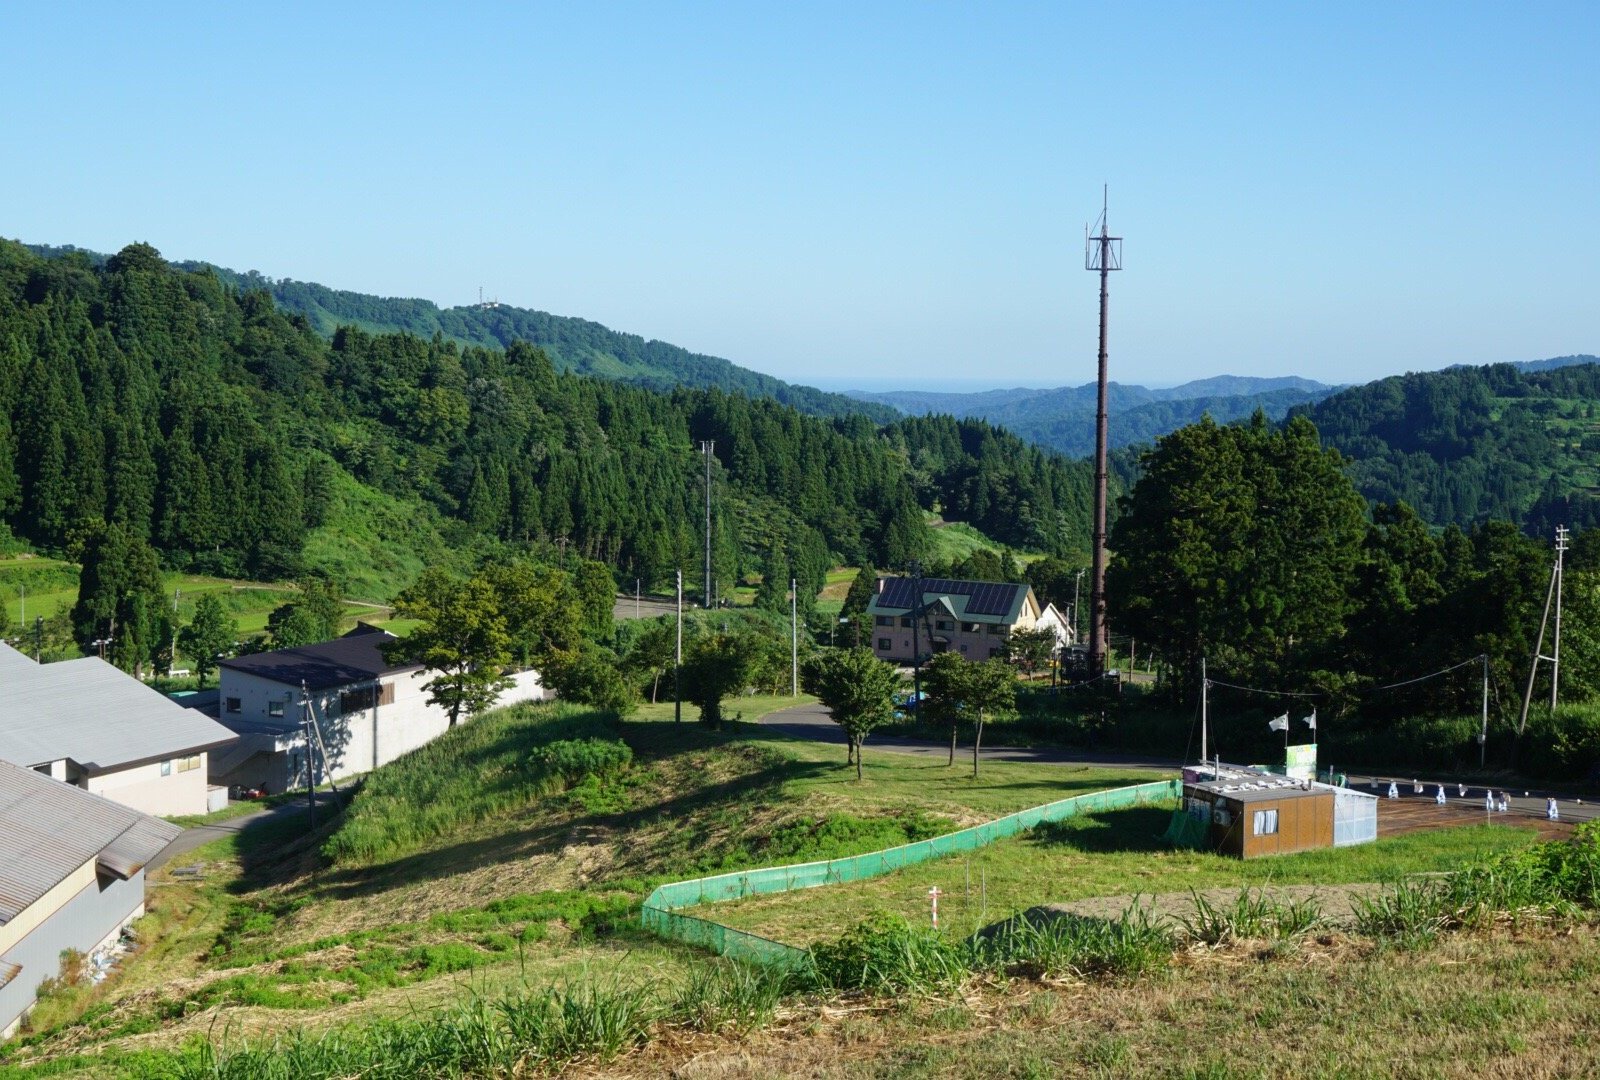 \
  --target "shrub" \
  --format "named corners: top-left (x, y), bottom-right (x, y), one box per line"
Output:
top-left (809, 913), bottom-right (972, 994)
